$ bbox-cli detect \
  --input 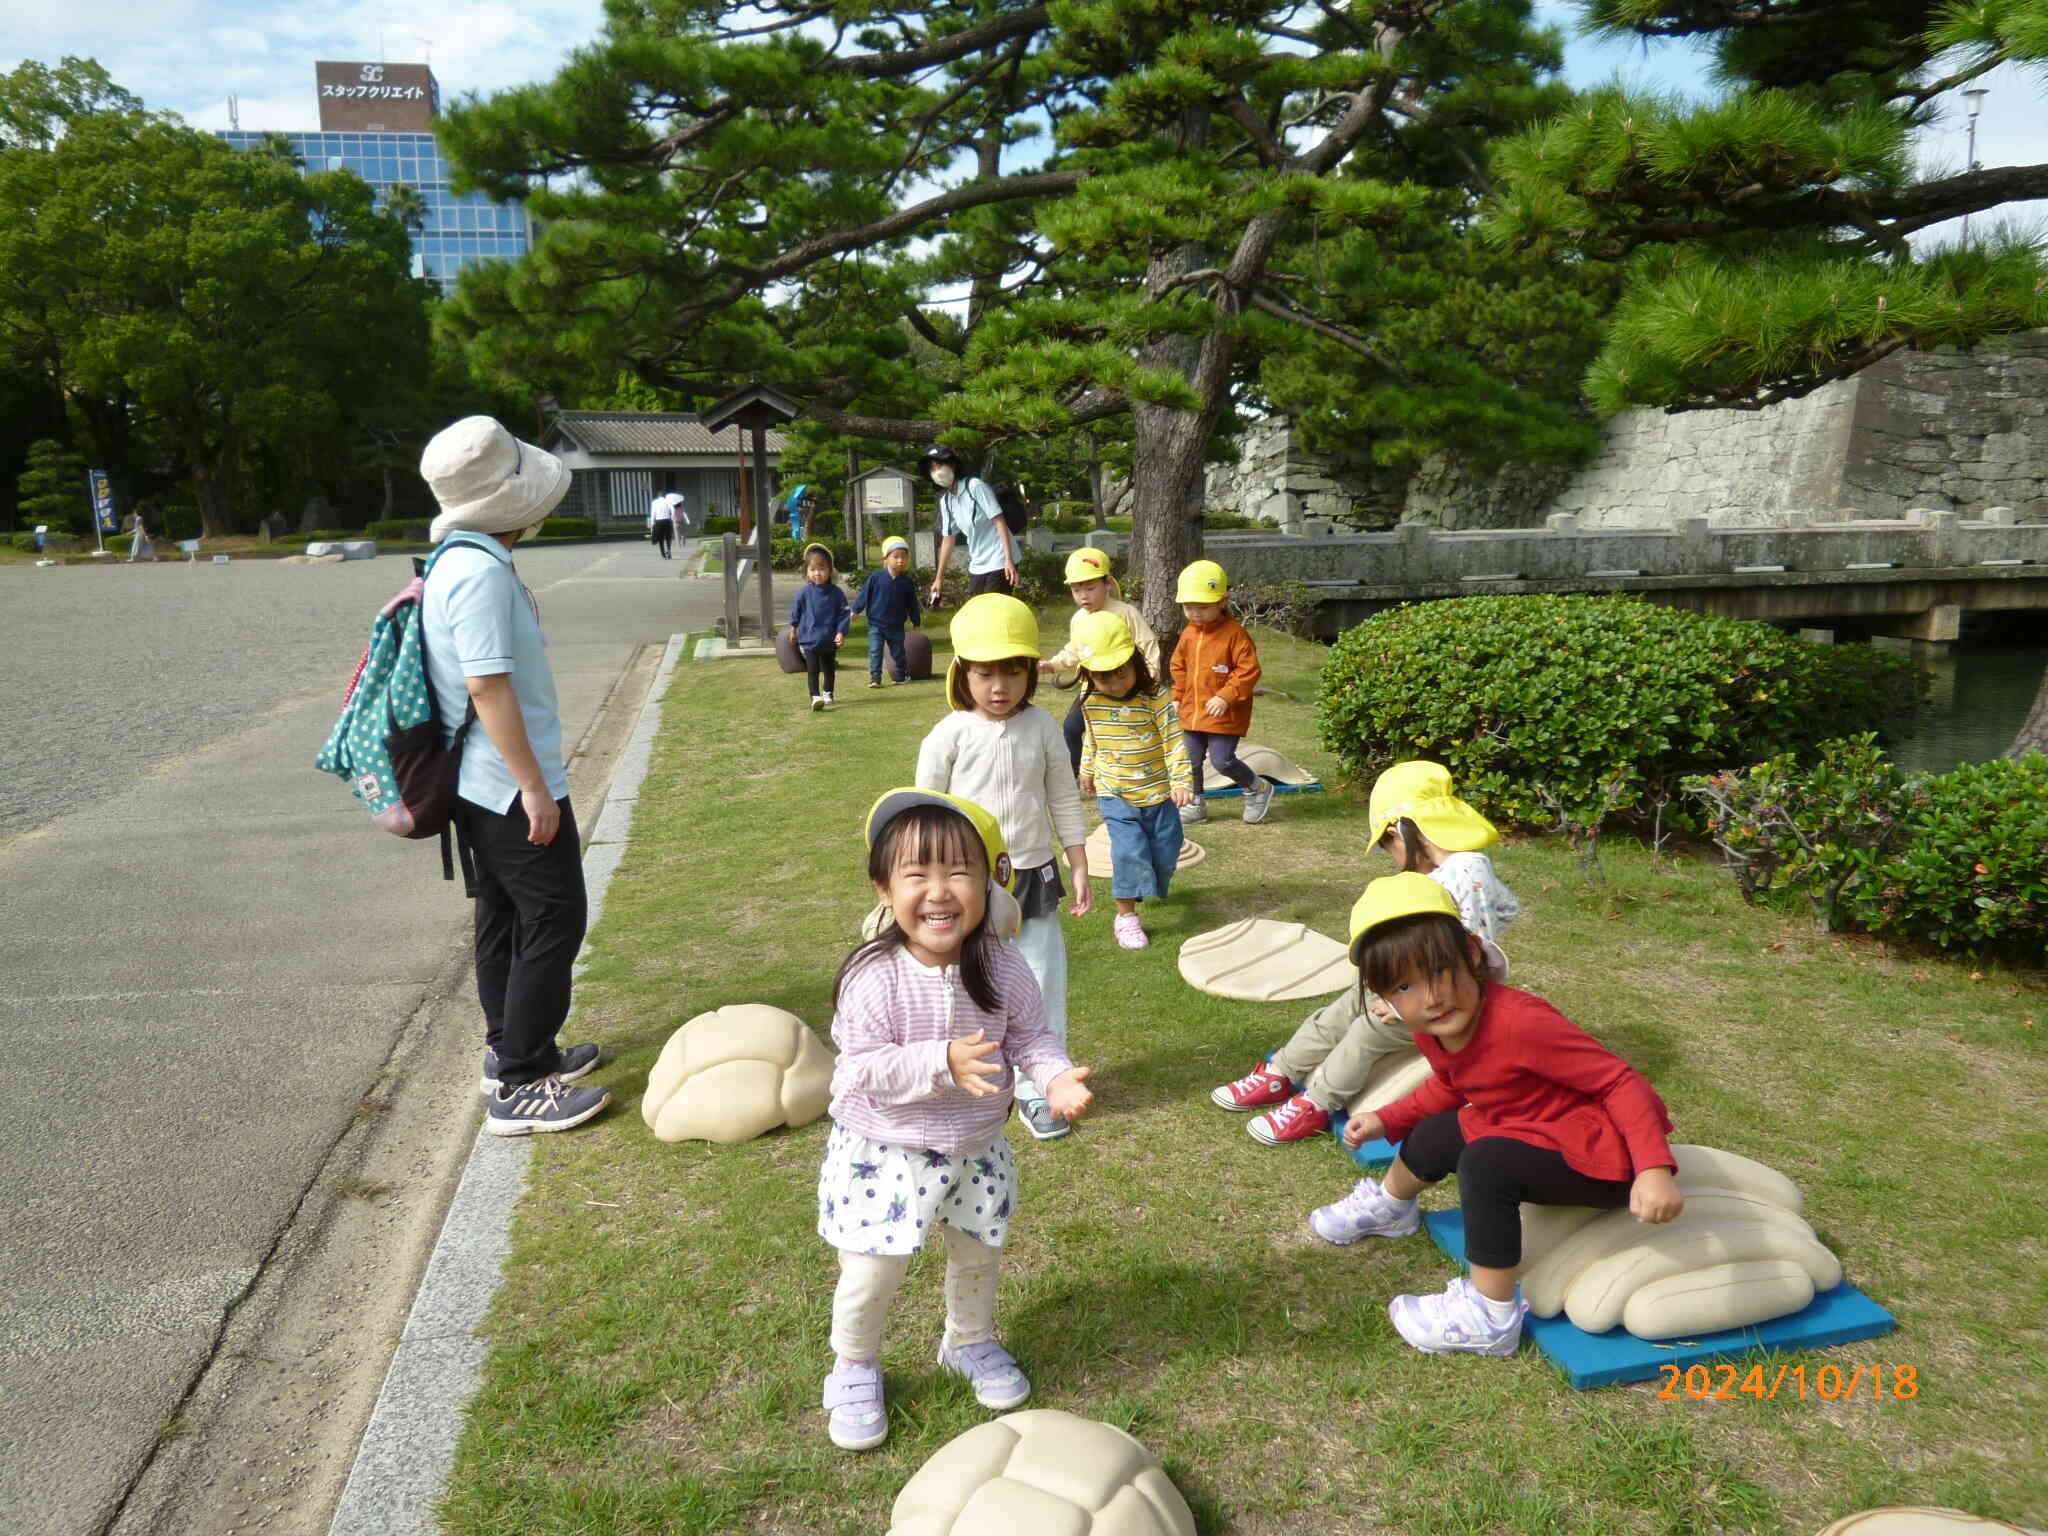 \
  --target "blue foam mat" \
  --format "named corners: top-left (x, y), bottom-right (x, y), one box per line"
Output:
top-left (1341, 1129), bottom-right (1398, 1168)
top-left (1201, 779), bottom-right (1323, 801)
top-left (1421, 1209), bottom-right (1897, 1390)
